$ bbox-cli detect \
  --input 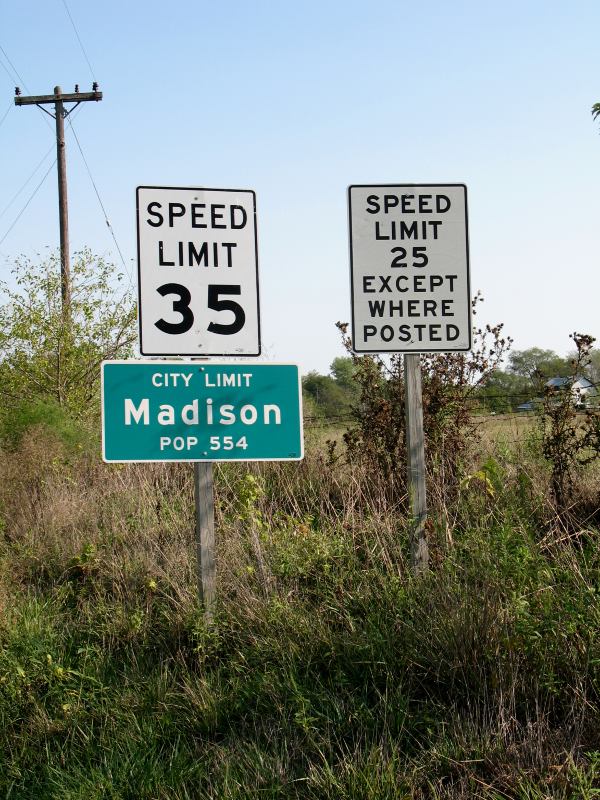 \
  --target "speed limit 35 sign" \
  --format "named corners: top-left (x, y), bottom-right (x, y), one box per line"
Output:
top-left (136, 186), bottom-right (261, 356)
